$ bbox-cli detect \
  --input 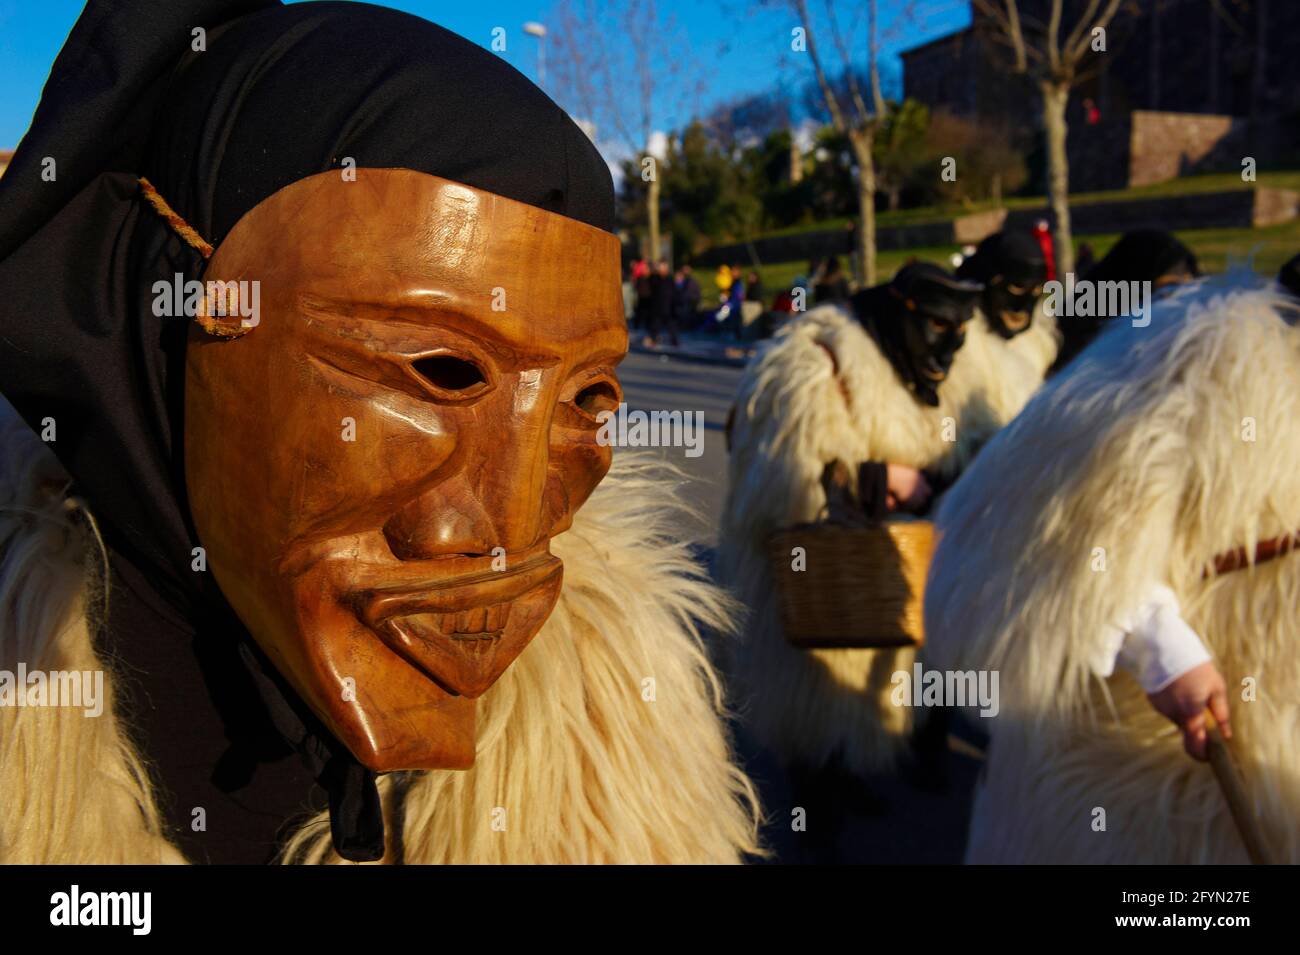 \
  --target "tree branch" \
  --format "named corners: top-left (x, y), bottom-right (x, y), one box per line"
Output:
top-left (793, 0), bottom-right (850, 133)
top-left (822, 0), bottom-right (870, 125)
top-left (974, 0), bottom-right (1028, 74)
top-left (1066, 0), bottom-right (1126, 64)
top-left (1045, 0), bottom-right (1063, 76)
